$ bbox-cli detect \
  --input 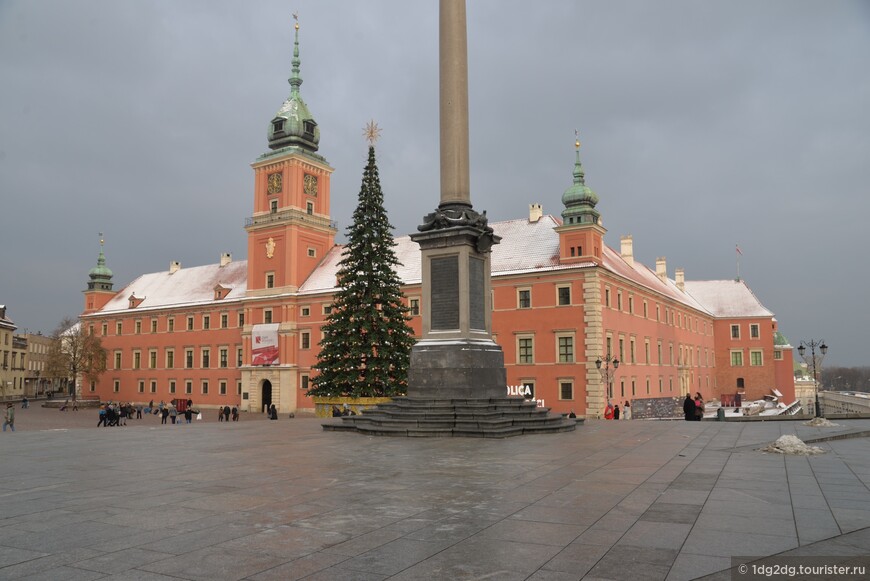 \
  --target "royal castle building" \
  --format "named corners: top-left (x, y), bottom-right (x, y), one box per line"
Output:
top-left (80, 24), bottom-right (796, 418)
